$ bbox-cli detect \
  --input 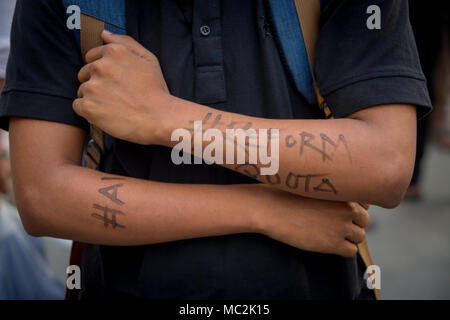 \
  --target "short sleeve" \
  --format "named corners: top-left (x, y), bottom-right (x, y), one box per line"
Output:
top-left (0, 0), bottom-right (88, 131)
top-left (315, 0), bottom-right (432, 119)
